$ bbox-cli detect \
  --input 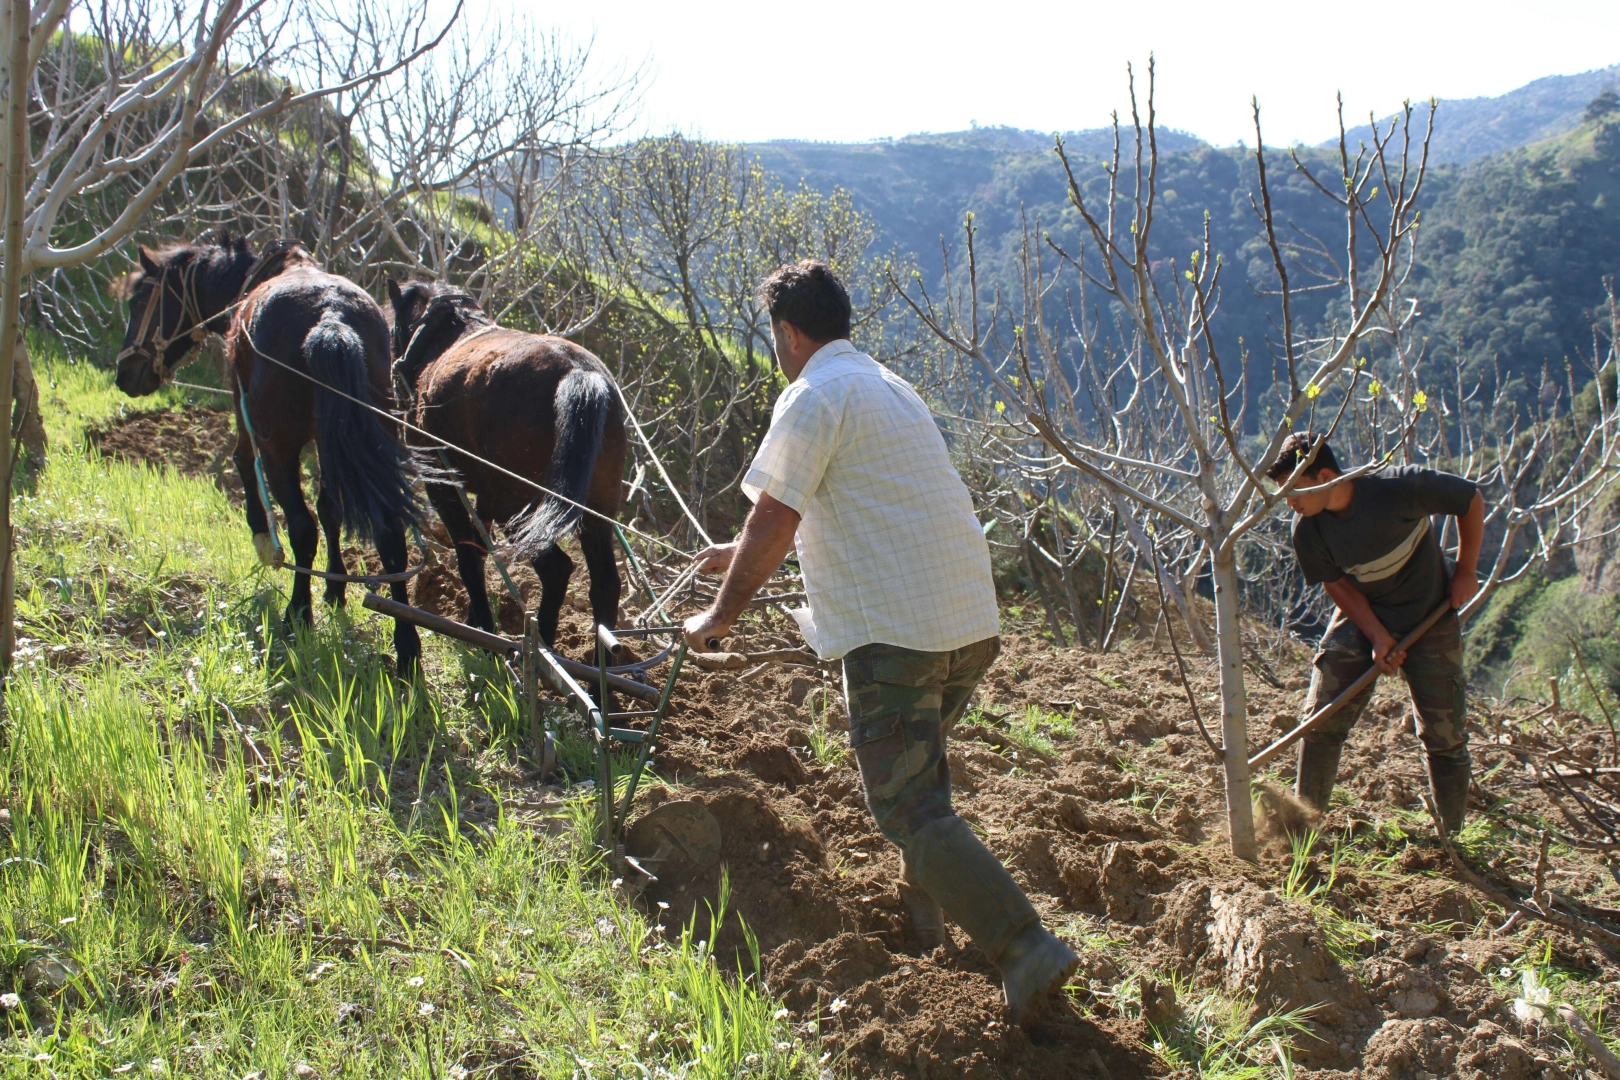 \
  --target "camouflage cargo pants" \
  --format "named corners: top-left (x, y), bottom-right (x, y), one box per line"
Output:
top-left (842, 637), bottom-right (1001, 844)
top-left (1302, 609), bottom-right (1468, 762)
